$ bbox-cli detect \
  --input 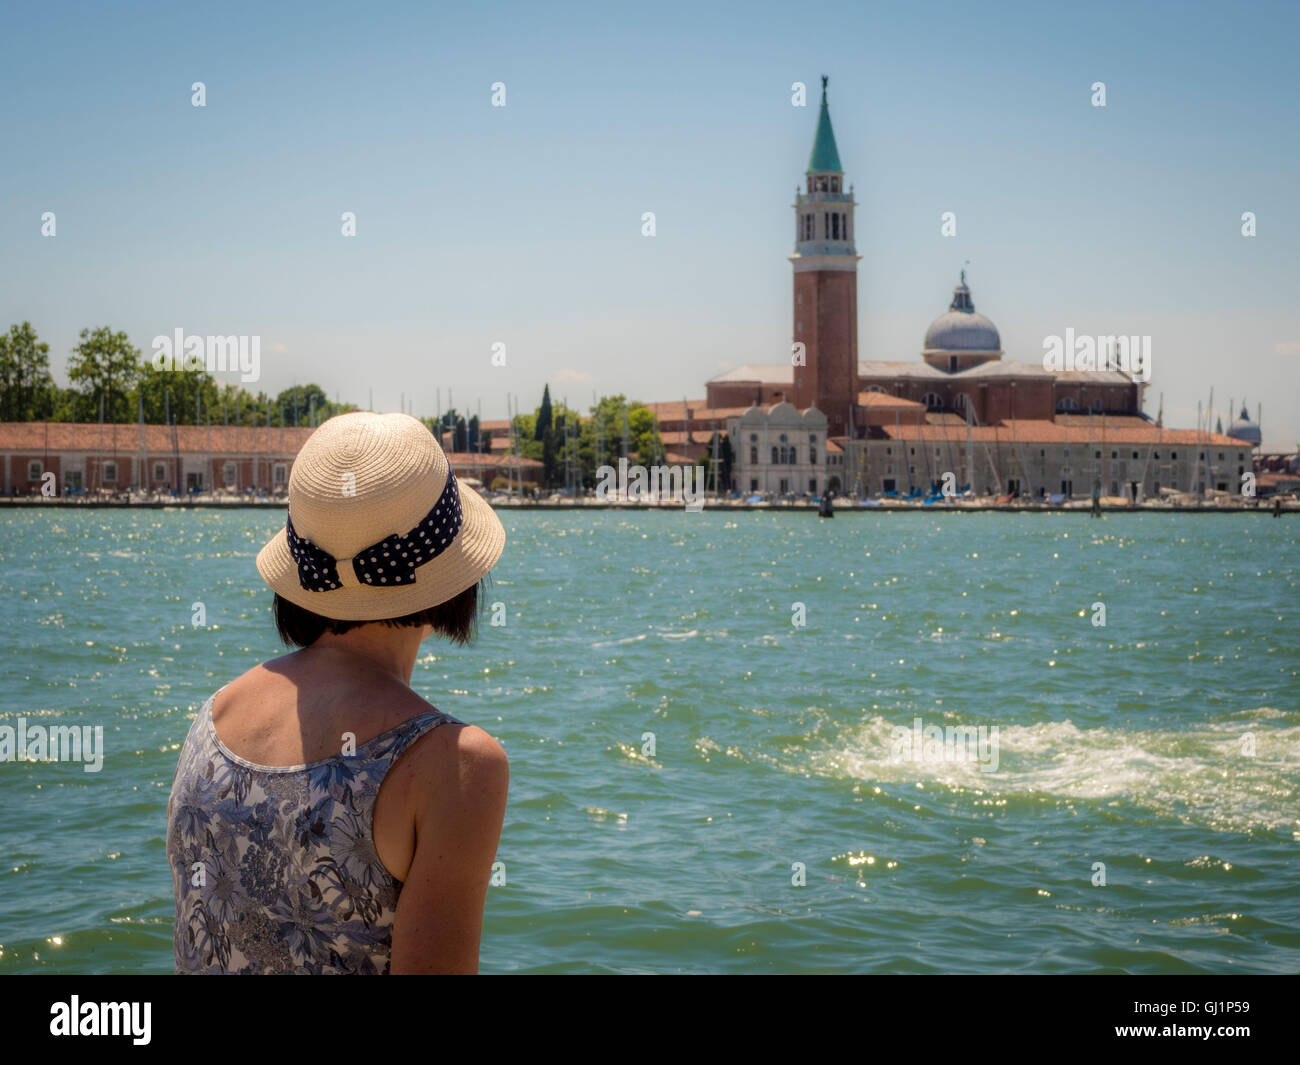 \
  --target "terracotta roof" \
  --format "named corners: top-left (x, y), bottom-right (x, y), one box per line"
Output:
top-left (446, 452), bottom-right (541, 469)
top-left (641, 400), bottom-right (749, 422)
top-left (857, 392), bottom-right (926, 408)
top-left (1053, 415), bottom-right (1155, 429)
top-left (876, 419), bottom-right (1249, 446)
top-left (0, 422), bottom-right (313, 454)
top-left (656, 429), bottom-right (717, 445)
